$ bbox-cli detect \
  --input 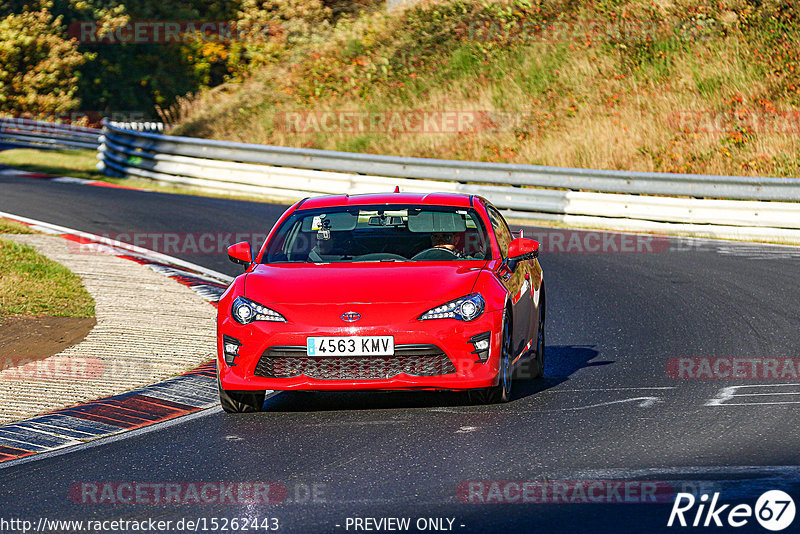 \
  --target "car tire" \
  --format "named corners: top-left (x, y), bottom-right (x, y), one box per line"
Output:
top-left (469, 307), bottom-right (513, 404)
top-left (531, 282), bottom-right (546, 379)
top-left (218, 377), bottom-right (265, 413)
